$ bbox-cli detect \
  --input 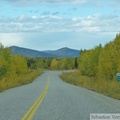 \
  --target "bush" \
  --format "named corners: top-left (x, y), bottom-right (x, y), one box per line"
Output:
top-left (60, 71), bottom-right (120, 100)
